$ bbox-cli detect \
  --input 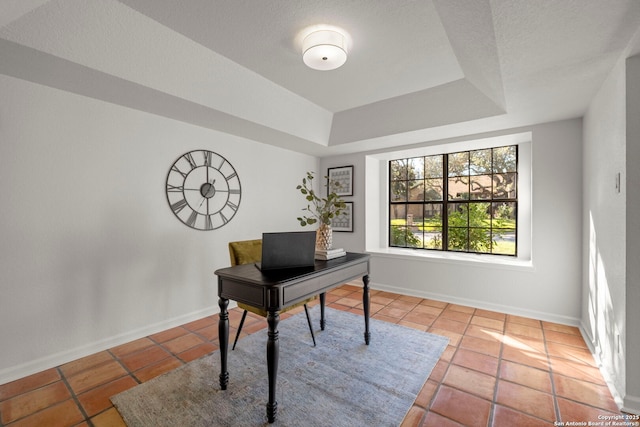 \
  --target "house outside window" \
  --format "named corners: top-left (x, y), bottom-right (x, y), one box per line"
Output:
top-left (389, 145), bottom-right (518, 256)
